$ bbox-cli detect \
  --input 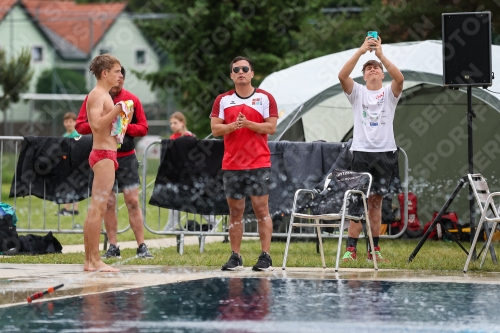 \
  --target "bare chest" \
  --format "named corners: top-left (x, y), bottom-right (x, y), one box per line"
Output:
top-left (102, 98), bottom-right (114, 116)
